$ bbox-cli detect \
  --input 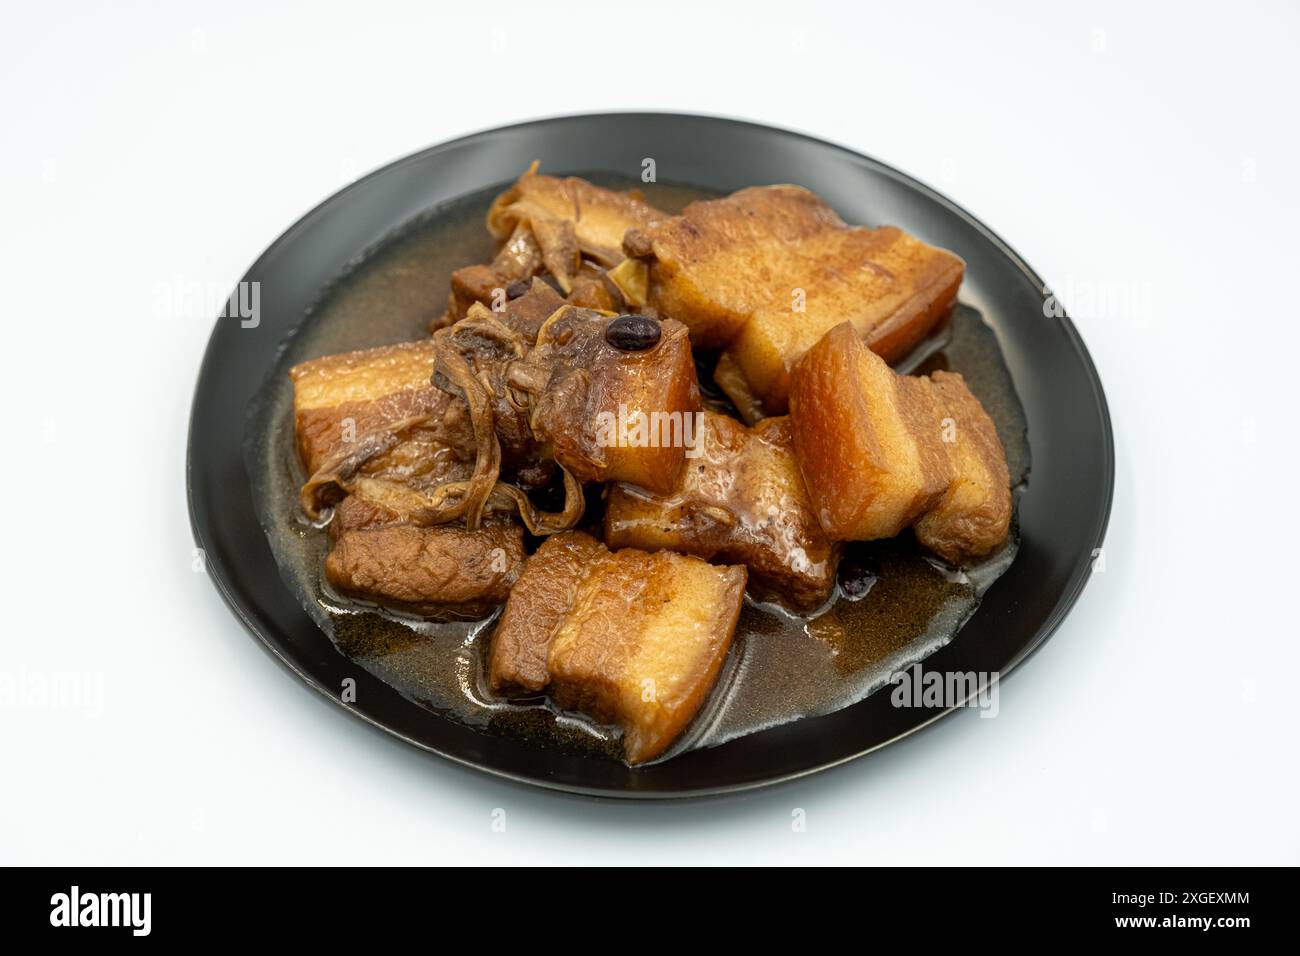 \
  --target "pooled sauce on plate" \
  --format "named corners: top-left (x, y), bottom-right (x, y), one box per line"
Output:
top-left (247, 176), bottom-right (1030, 764)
